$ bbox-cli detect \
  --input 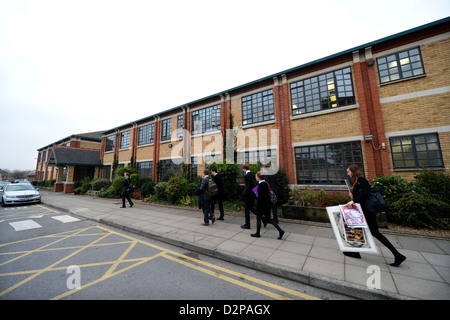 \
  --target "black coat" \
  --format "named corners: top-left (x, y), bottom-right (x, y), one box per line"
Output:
top-left (256, 181), bottom-right (271, 215)
top-left (243, 171), bottom-right (257, 198)
top-left (198, 176), bottom-right (211, 201)
top-left (122, 177), bottom-right (132, 193)
top-left (212, 173), bottom-right (224, 197)
top-left (352, 176), bottom-right (371, 213)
